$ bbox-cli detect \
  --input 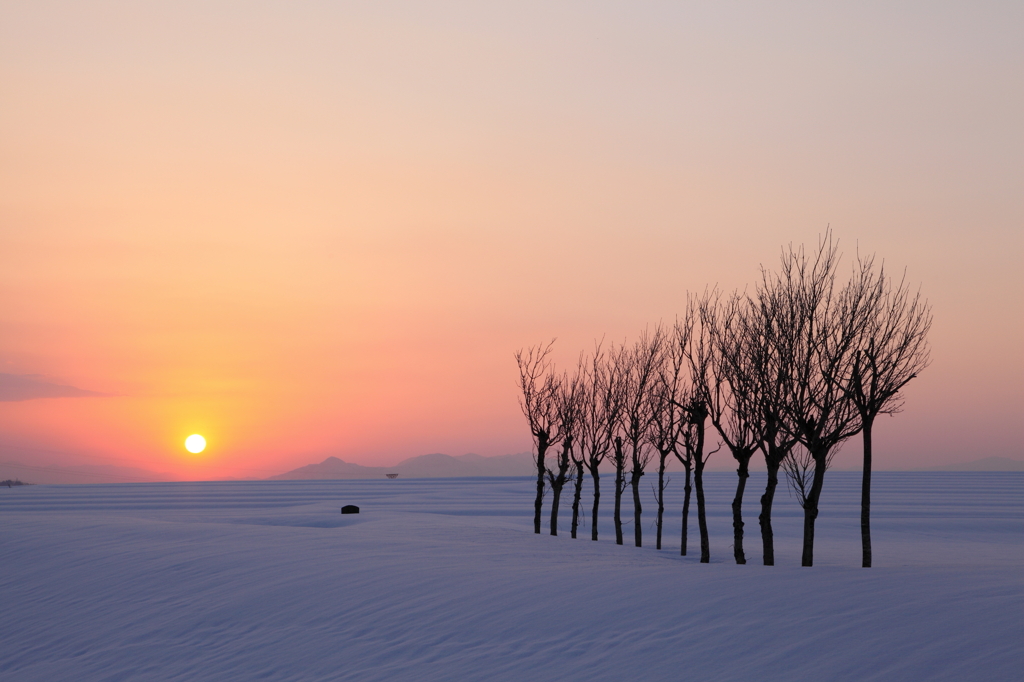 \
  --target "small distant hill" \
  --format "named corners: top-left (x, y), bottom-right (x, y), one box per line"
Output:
top-left (268, 457), bottom-right (388, 480)
top-left (919, 456), bottom-right (1024, 472)
top-left (0, 462), bottom-right (176, 484)
top-left (270, 452), bottom-right (535, 480)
